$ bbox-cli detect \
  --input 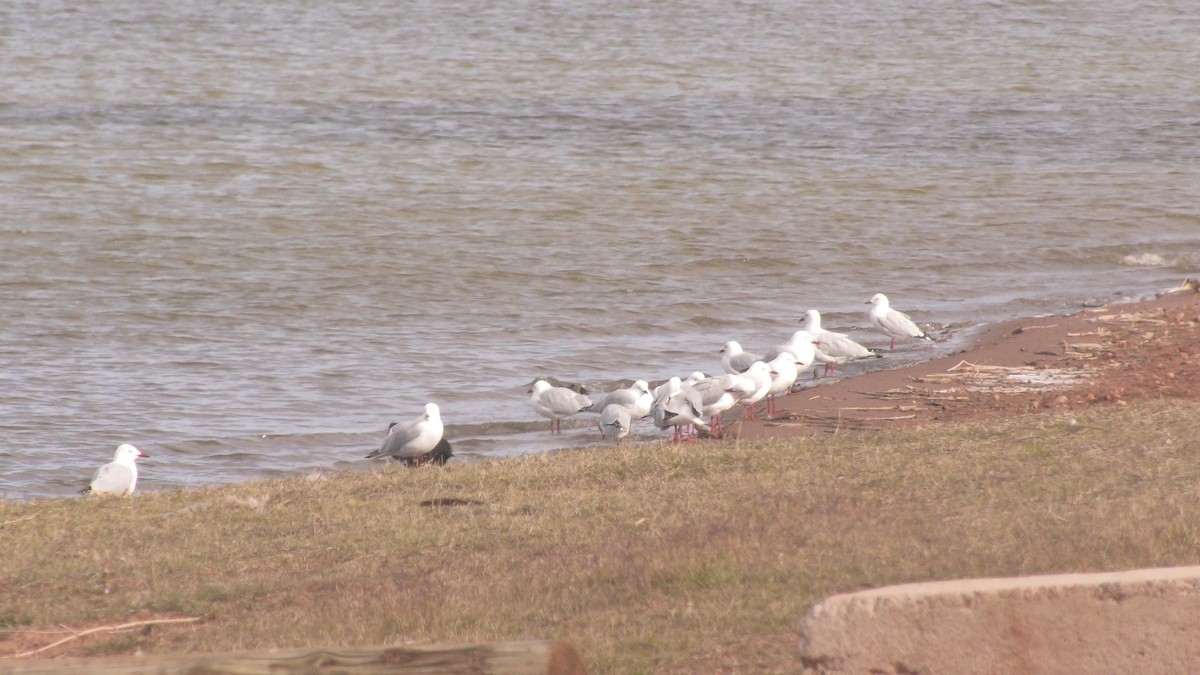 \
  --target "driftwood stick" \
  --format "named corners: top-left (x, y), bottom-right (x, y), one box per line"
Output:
top-left (14, 617), bottom-right (203, 658)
